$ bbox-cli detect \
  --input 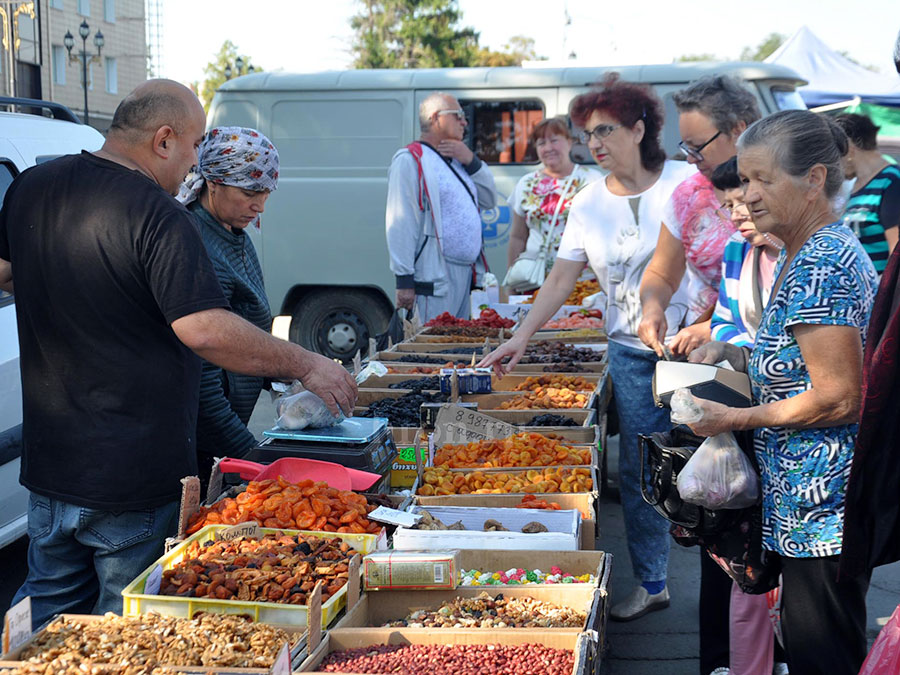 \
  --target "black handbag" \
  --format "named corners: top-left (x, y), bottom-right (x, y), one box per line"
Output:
top-left (374, 307), bottom-right (414, 352)
top-left (640, 426), bottom-right (780, 595)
